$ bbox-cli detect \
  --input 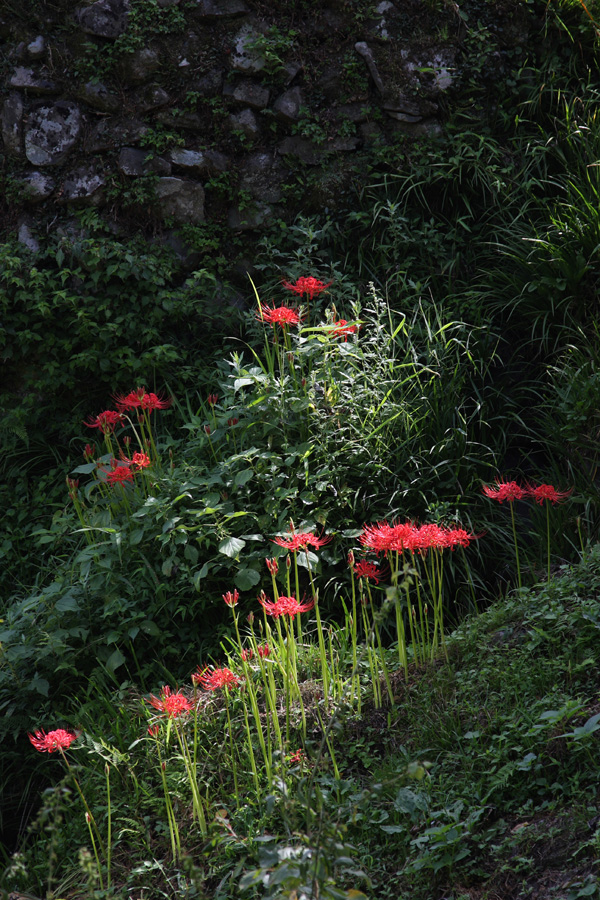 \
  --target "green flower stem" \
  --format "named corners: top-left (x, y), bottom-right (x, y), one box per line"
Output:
top-left (313, 593), bottom-right (331, 708)
top-left (414, 565), bottom-right (428, 661)
top-left (293, 552), bottom-right (303, 646)
top-left (59, 750), bottom-right (106, 858)
top-left (223, 689), bottom-right (241, 801)
top-left (156, 747), bottom-right (181, 863)
top-left (348, 570), bottom-right (360, 711)
top-left (405, 583), bottom-right (420, 667)
top-left (238, 689), bottom-right (261, 793)
top-left (361, 600), bottom-right (381, 708)
top-left (173, 722), bottom-right (207, 833)
top-left (105, 763), bottom-right (111, 892)
top-left (85, 812), bottom-right (104, 892)
top-left (510, 500), bottom-right (522, 590)
top-left (546, 499), bottom-right (551, 582)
